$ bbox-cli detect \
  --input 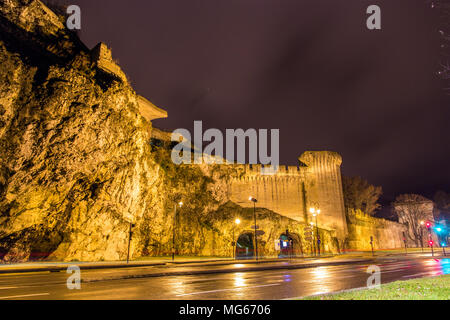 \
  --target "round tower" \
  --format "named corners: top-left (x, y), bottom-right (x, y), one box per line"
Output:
top-left (299, 151), bottom-right (348, 242)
